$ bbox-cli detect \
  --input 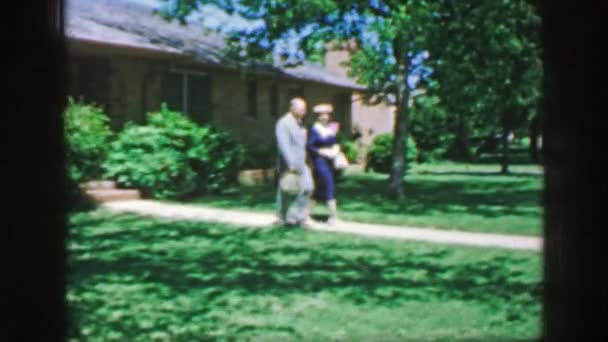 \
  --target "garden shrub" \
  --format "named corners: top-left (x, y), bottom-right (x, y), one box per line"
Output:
top-left (64, 97), bottom-right (113, 183)
top-left (336, 132), bottom-right (359, 163)
top-left (366, 133), bottom-right (418, 174)
top-left (103, 104), bottom-right (245, 198)
top-left (202, 127), bottom-right (245, 193)
top-left (103, 124), bottom-right (197, 199)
